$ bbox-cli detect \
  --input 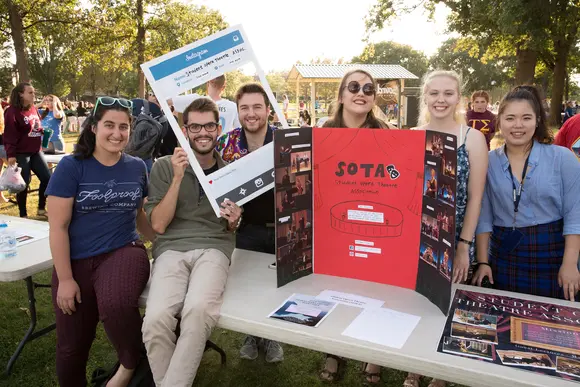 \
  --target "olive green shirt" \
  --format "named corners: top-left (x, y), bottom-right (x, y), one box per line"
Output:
top-left (144, 152), bottom-right (235, 260)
